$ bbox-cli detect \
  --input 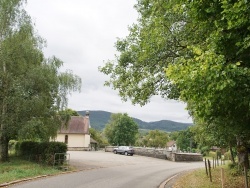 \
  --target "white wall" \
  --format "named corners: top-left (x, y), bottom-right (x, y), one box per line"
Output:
top-left (55, 134), bottom-right (90, 148)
